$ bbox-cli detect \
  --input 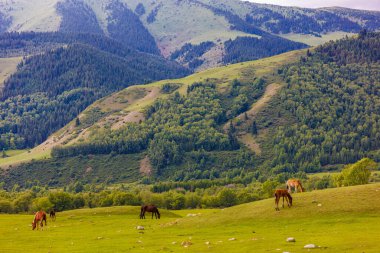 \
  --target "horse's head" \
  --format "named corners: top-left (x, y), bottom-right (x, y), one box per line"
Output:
top-left (287, 194), bottom-right (293, 206)
top-left (32, 221), bottom-right (36, 230)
